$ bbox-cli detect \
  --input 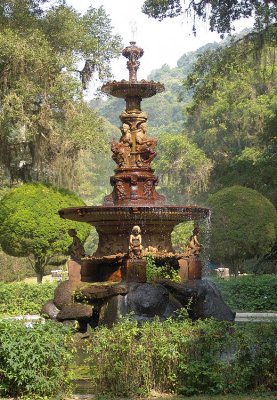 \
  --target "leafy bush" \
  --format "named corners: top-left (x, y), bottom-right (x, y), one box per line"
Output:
top-left (85, 318), bottom-right (277, 396)
top-left (146, 254), bottom-right (180, 282)
top-left (0, 183), bottom-right (90, 282)
top-left (0, 282), bottom-right (57, 317)
top-left (0, 250), bottom-right (33, 282)
top-left (0, 320), bottom-right (73, 398)
top-left (214, 274), bottom-right (277, 311)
